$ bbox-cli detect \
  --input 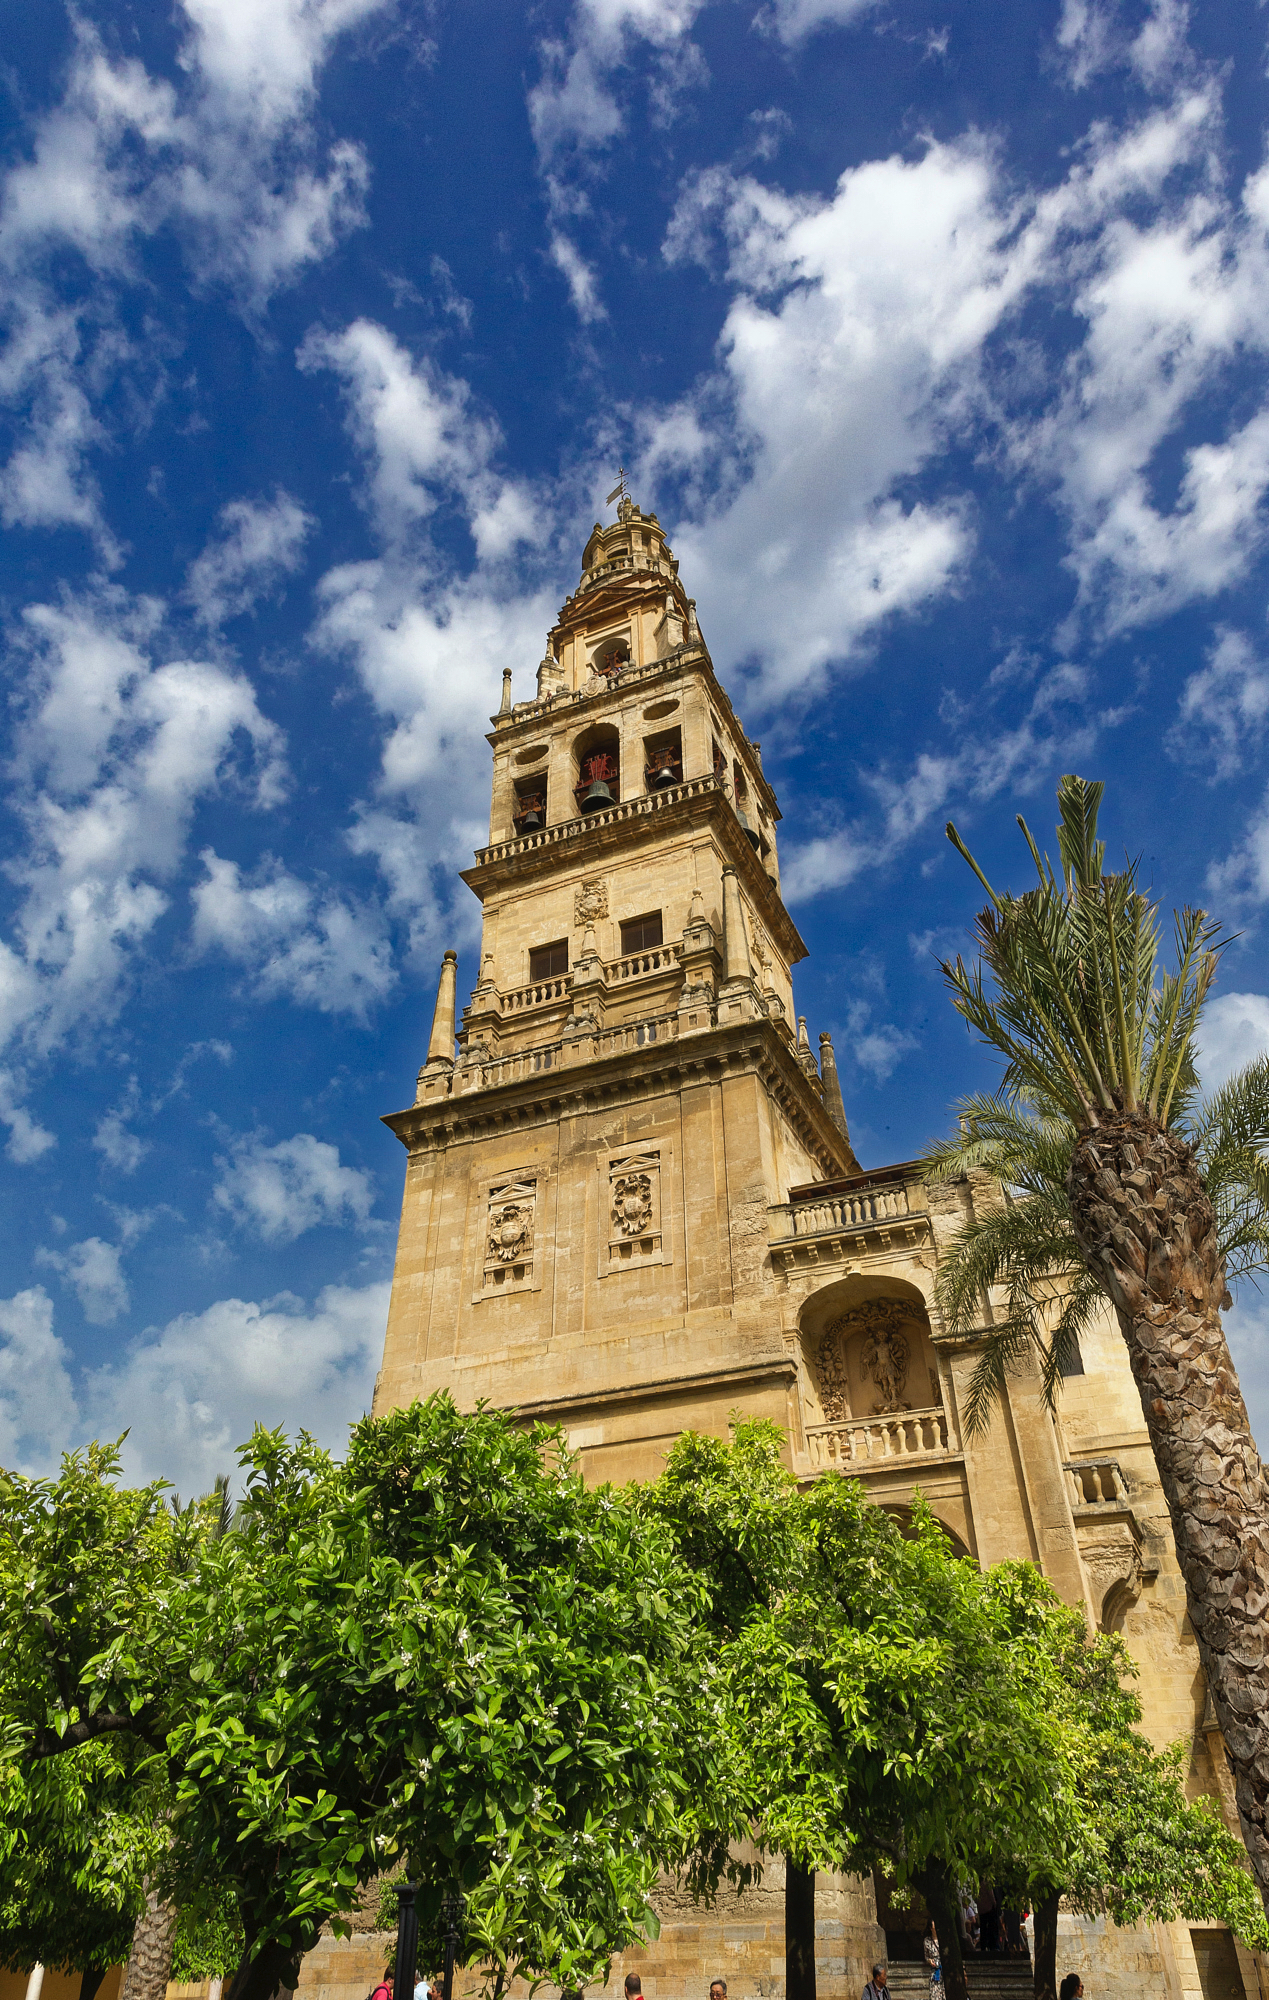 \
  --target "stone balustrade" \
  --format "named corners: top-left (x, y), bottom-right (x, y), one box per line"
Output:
top-left (1065, 1457), bottom-right (1129, 1508)
top-left (597, 1012), bottom-right (678, 1055)
top-left (770, 1178), bottom-right (917, 1241)
top-left (476, 774), bottom-right (723, 867)
top-left (499, 974), bottom-right (572, 1013)
top-left (602, 943), bottom-right (682, 984)
top-left (806, 1406), bottom-right (958, 1470)
top-left (473, 1041), bottom-right (564, 1089)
